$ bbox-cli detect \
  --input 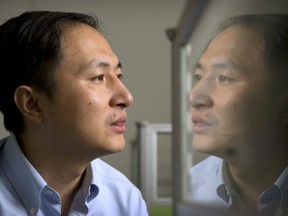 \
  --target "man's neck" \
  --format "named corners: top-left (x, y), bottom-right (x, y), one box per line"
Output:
top-left (39, 163), bottom-right (85, 216)
top-left (226, 154), bottom-right (288, 211)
